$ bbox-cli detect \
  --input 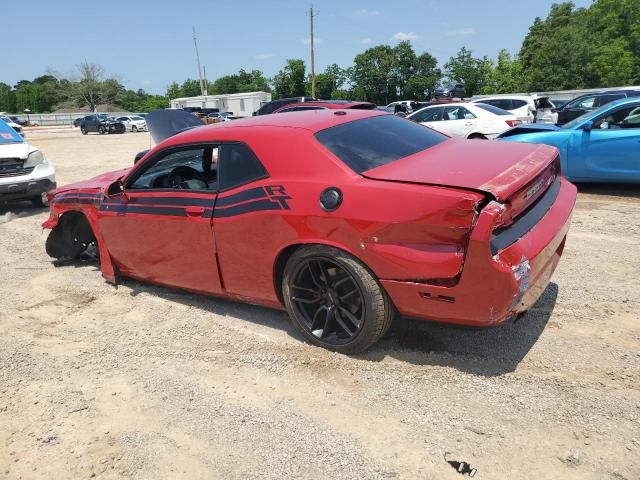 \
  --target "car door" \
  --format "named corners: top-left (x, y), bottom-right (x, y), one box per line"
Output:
top-left (413, 107), bottom-right (444, 132)
top-left (574, 104), bottom-right (640, 181)
top-left (559, 95), bottom-right (596, 124)
top-left (84, 115), bottom-right (97, 132)
top-left (98, 144), bottom-right (223, 294)
top-left (440, 106), bottom-right (476, 138)
top-left (211, 142), bottom-right (284, 300)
